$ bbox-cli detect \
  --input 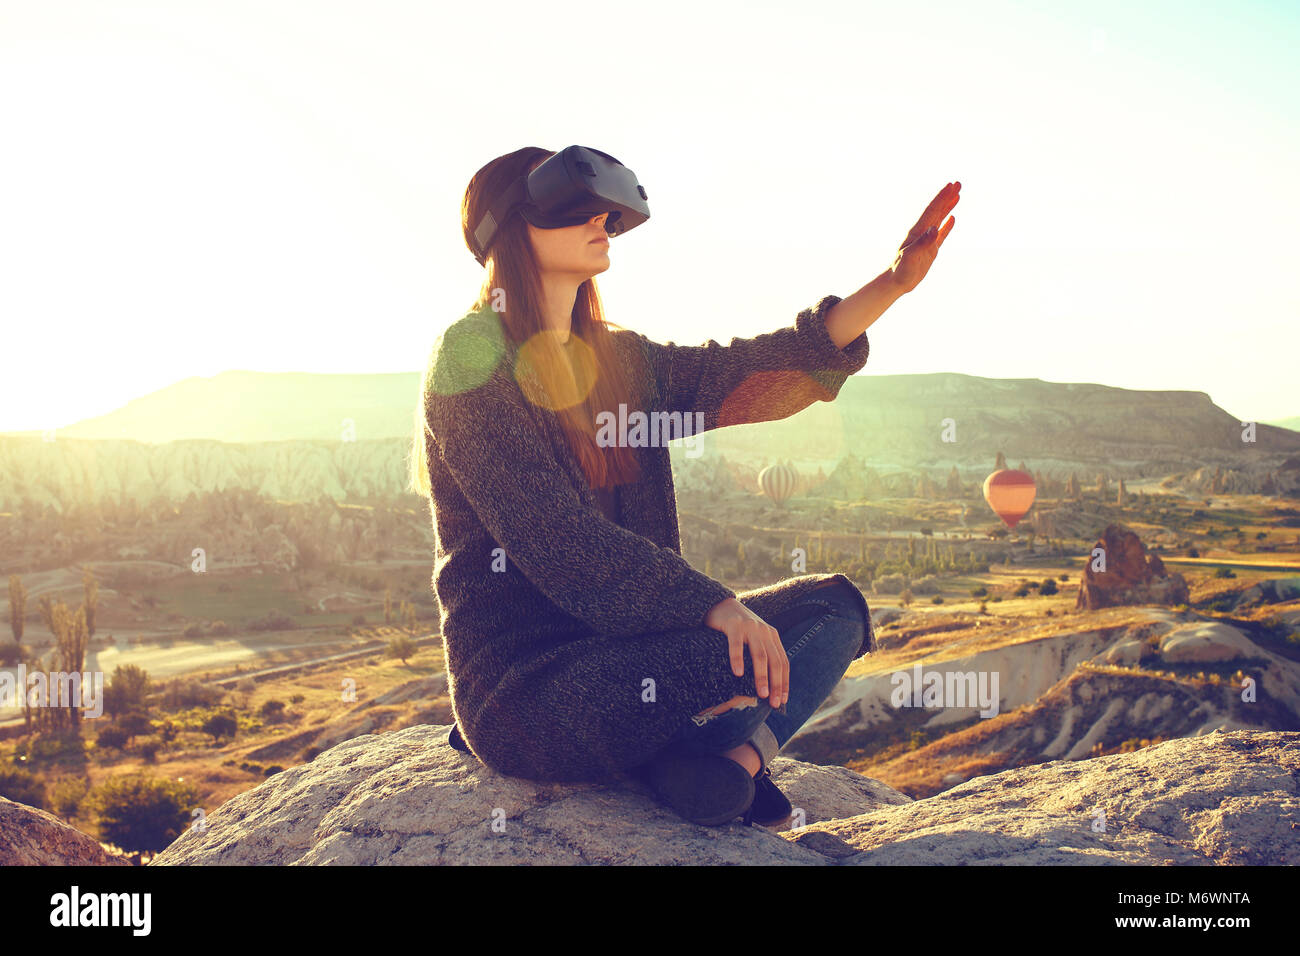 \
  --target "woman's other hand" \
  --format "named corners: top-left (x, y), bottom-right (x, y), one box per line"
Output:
top-left (704, 597), bottom-right (789, 708)
top-left (888, 181), bottom-right (960, 295)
